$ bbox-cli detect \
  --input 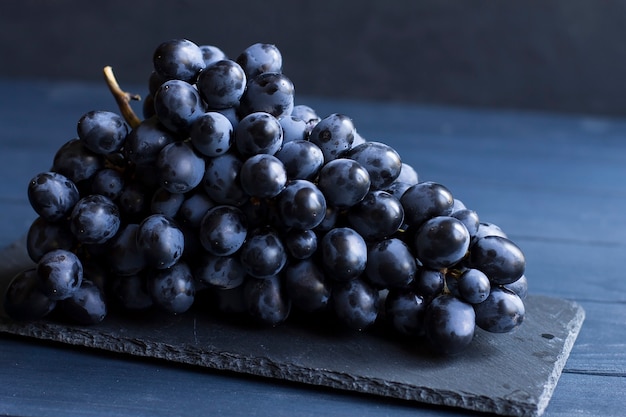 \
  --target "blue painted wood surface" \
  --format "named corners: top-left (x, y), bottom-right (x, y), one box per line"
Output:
top-left (0, 79), bottom-right (624, 416)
